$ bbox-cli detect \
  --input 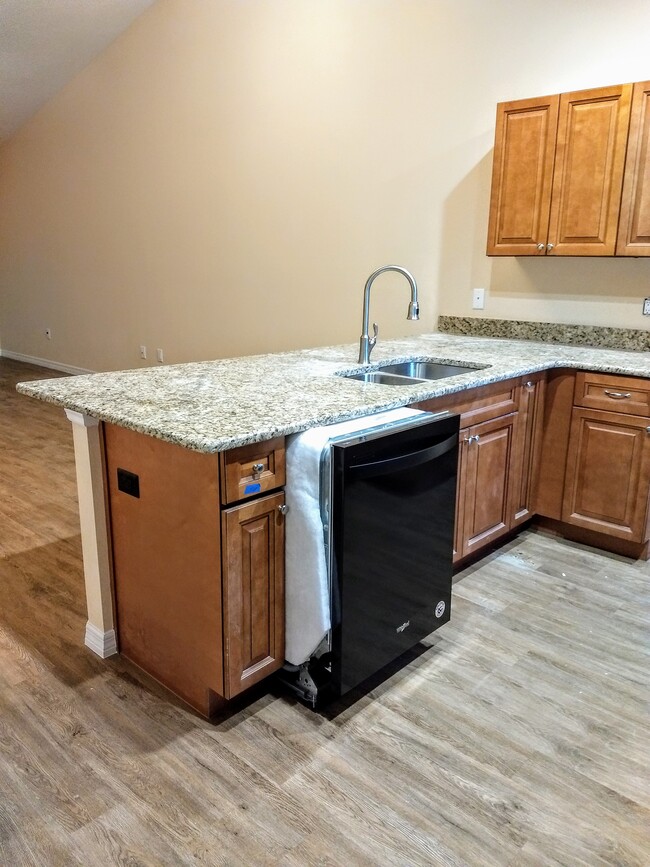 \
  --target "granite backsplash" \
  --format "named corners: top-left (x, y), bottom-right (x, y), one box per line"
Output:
top-left (438, 316), bottom-right (650, 352)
